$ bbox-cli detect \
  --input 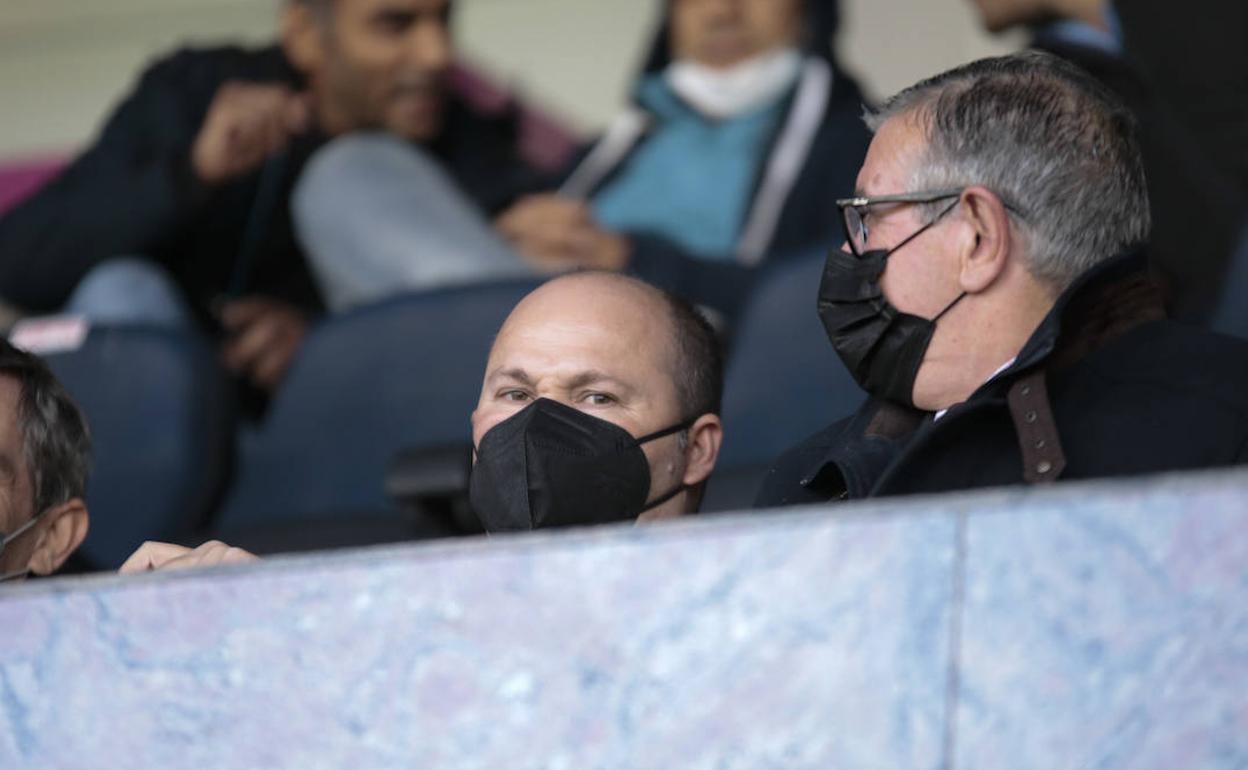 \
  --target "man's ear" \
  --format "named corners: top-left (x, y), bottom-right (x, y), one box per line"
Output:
top-left (957, 185), bottom-right (1013, 294)
top-left (681, 413), bottom-right (723, 489)
top-left (281, 2), bottom-right (328, 76)
top-left (27, 499), bottom-right (88, 576)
